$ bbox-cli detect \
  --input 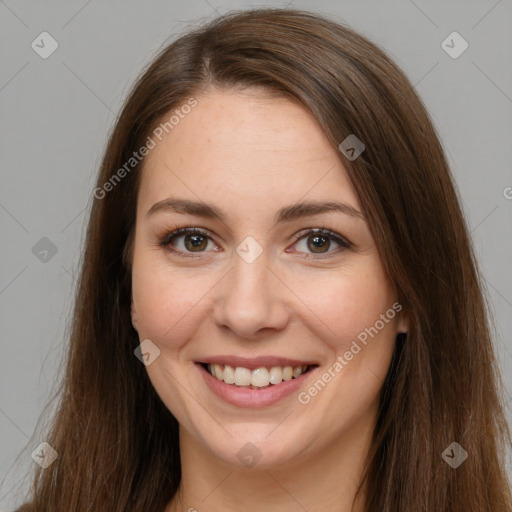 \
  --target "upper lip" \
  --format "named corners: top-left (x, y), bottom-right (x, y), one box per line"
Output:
top-left (197, 356), bottom-right (318, 370)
